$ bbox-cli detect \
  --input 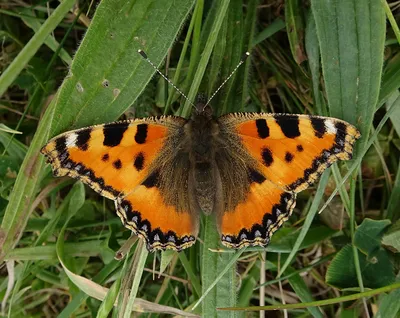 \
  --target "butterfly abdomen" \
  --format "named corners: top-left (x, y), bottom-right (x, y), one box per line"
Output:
top-left (185, 112), bottom-right (221, 215)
